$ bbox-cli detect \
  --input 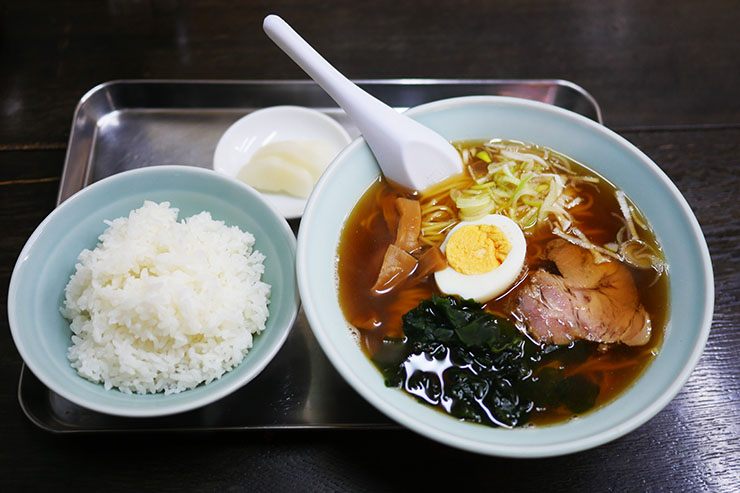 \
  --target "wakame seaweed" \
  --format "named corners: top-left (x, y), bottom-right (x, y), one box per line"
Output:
top-left (403, 295), bottom-right (521, 352)
top-left (372, 295), bottom-right (601, 428)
